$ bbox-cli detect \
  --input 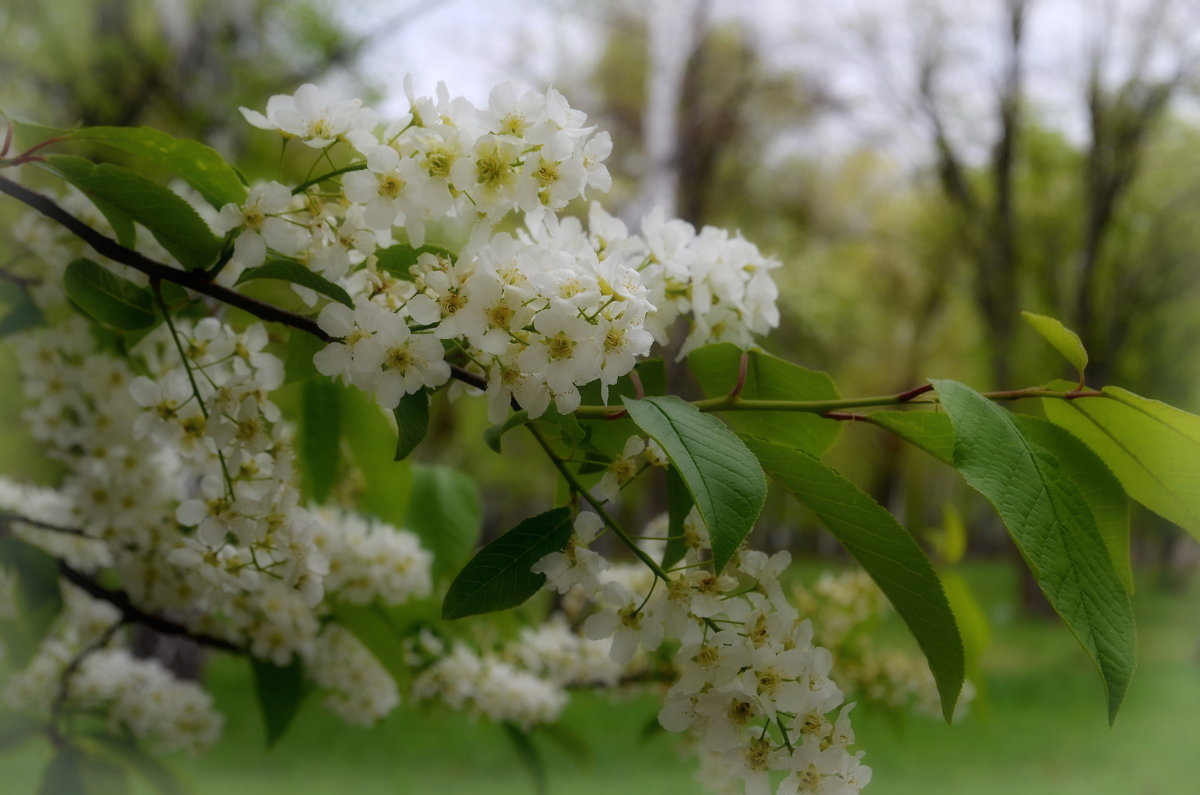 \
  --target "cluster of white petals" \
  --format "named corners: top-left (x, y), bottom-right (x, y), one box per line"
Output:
top-left (218, 81), bottom-right (783, 418)
top-left (535, 512), bottom-right (871, 795)
top-left (795, 571), bottom-right (973, 720)
top-left (4, 587), bottom-right (222, 755)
